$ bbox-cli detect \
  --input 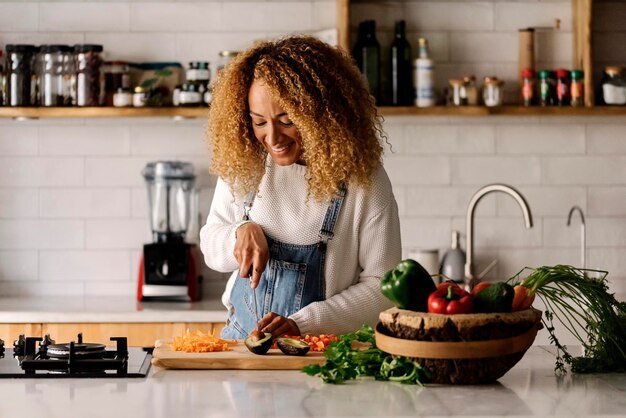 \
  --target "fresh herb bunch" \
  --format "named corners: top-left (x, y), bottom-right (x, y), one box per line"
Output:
top-left (302, 324), bottom-right (430, 384)
top-left (509, 265), bottom-right (626, 374)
